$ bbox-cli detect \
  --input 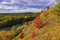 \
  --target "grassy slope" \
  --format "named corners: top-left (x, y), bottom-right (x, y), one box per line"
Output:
top-left (13, 13), bottom-right (60, 40)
